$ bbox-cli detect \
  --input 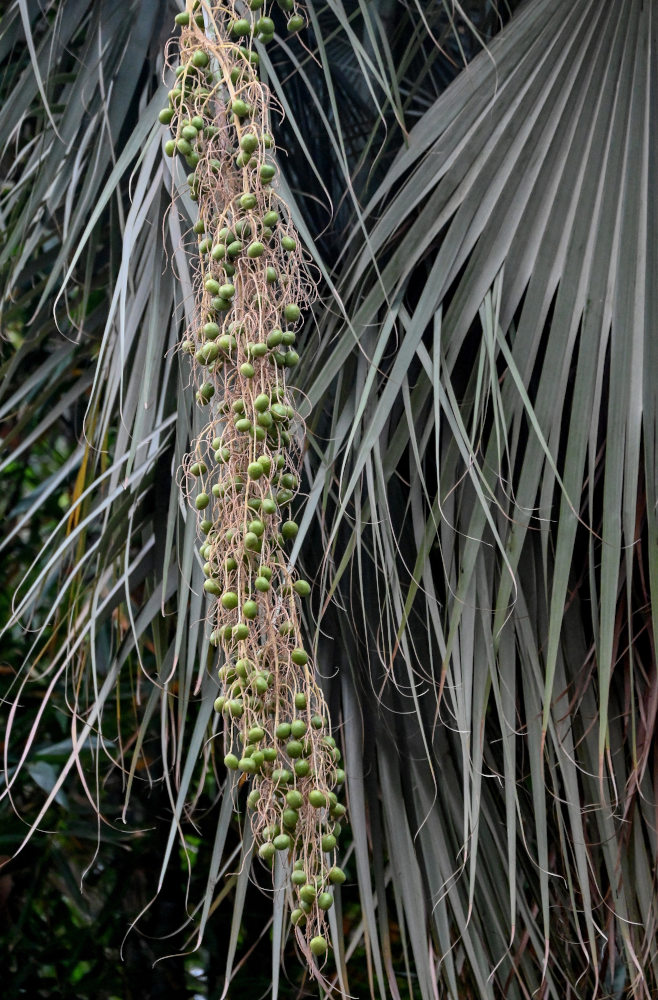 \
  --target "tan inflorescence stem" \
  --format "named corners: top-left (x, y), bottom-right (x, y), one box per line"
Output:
top-left (160, 0), bottom-right (346, 966)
